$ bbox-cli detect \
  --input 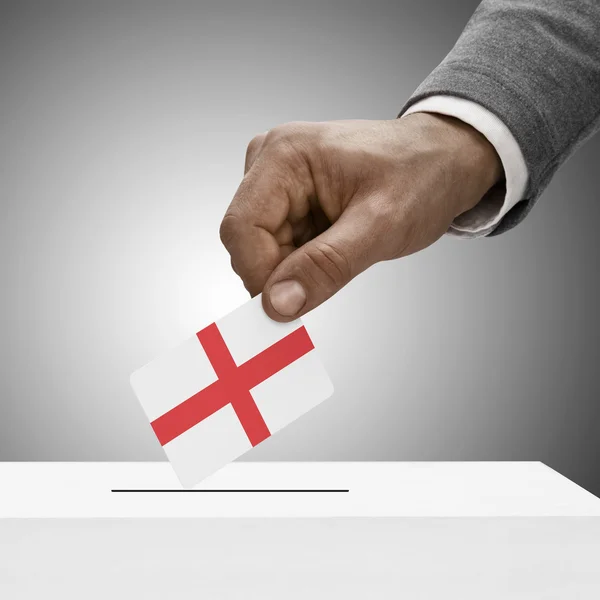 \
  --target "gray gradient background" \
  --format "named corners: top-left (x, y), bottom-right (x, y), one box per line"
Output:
top-left (1, 0), bottom-right (599, 495)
